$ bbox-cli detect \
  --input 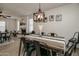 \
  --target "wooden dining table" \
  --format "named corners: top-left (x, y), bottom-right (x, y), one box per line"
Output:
top-left (18, 34), bottom-right (65, 56)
